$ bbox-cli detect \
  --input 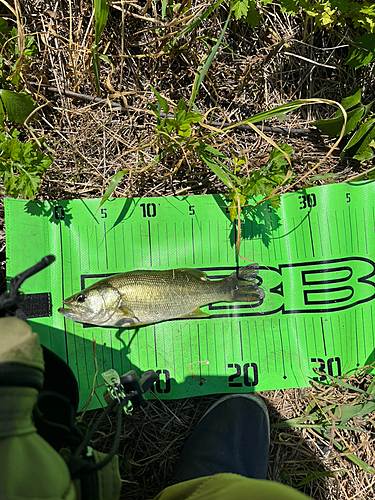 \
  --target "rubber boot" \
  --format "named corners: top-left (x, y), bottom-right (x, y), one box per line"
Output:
top-left (170, 394), bottom-right (270, 484)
